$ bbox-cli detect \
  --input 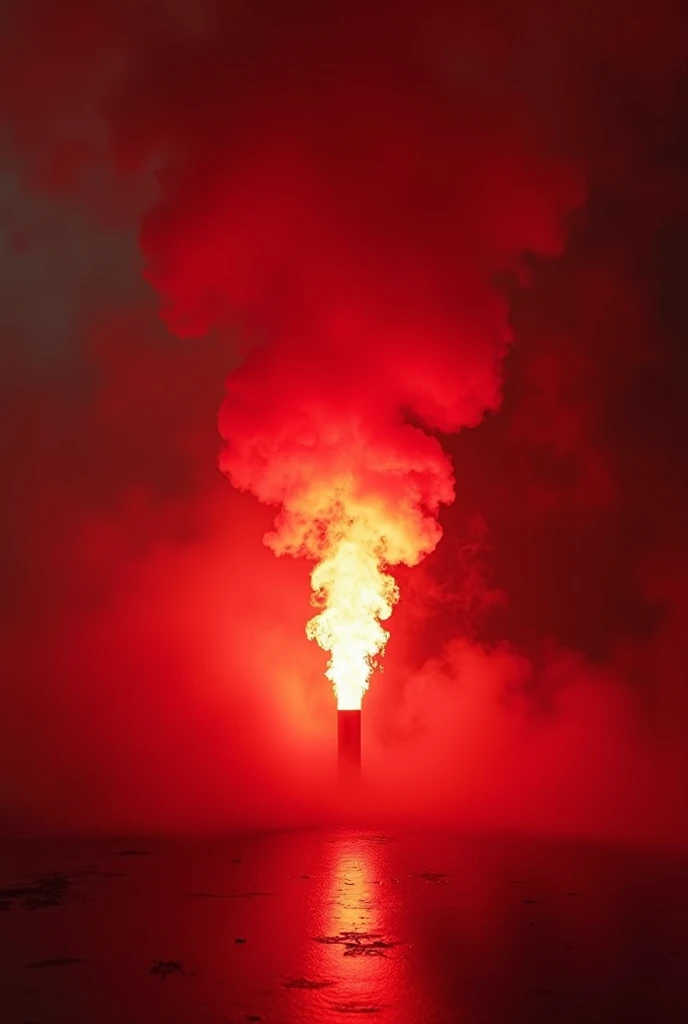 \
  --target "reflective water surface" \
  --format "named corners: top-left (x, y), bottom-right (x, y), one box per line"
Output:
top-left (0, 829), bottom-right (685, 1023)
